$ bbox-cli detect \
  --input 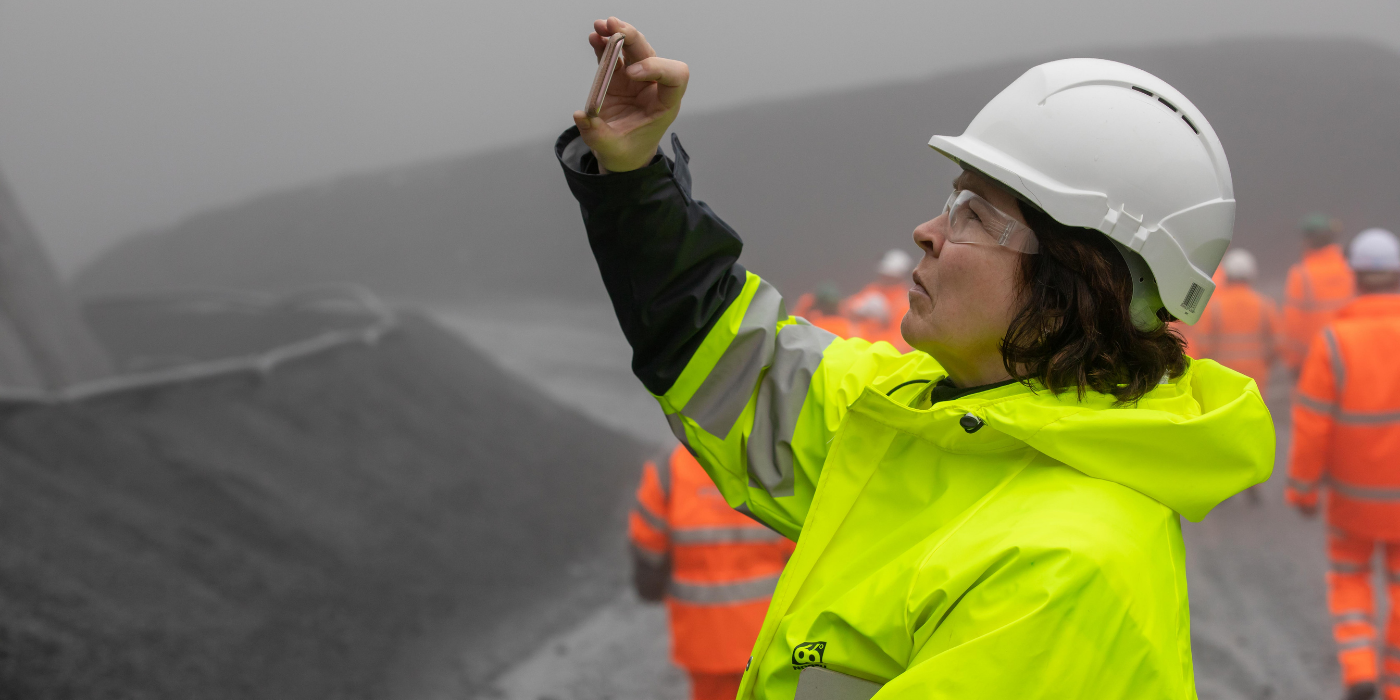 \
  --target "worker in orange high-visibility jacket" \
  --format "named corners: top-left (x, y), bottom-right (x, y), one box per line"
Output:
top-left (796, 284), bottom-right (853, 339)
top-left (840, 249), bottom-right (914, 351)
top-left (1283, 213), bottom-right (1356, 374)
top-left (1288, 228), bottom-right (1400, 700)
top-left (1186, 249), bottom-right (1280, 399)
top-left (1181, 266), bottom-right (1227, 361)
top-left (630, 445), bottom-right (795, 700)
